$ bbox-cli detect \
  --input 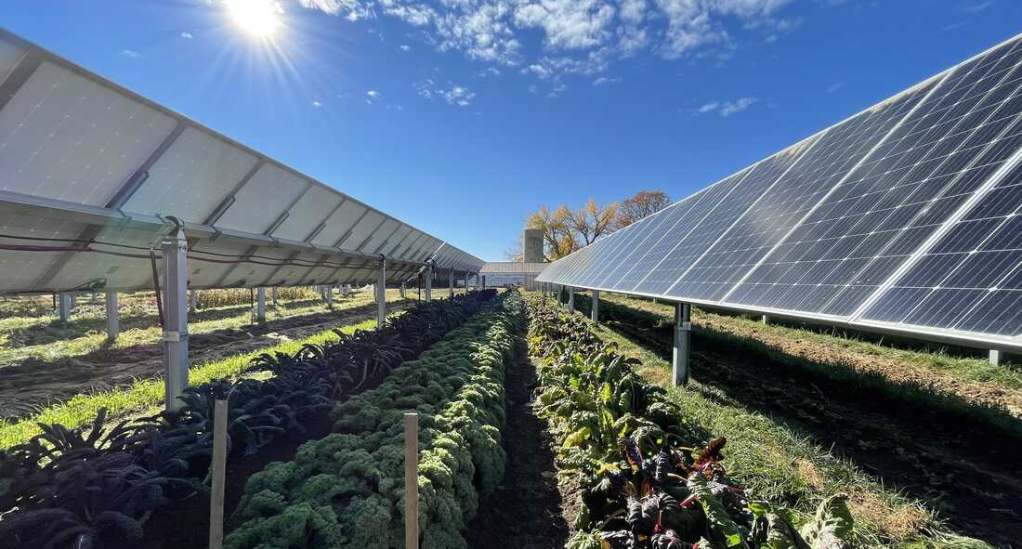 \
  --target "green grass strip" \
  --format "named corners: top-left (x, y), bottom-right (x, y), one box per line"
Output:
top-left (0, 317), bottom-right (381, 450)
